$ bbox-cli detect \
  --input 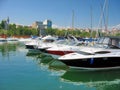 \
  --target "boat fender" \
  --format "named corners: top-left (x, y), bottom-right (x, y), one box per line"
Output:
top-left (90, 58), bottom-right (94, 64)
